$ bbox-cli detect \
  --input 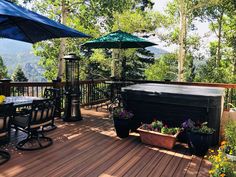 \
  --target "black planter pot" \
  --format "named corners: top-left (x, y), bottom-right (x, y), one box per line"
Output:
top-left (187, 131), bottom-right (213, 156)
top-left (113, 117), bottom-right (130, 138)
